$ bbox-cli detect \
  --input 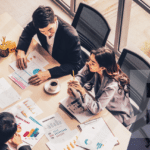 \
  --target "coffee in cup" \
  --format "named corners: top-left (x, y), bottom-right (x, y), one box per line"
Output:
top-left (49, 79), bottom-right (59, 91)
top-left (51, 81), bottom-right (57, 86)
